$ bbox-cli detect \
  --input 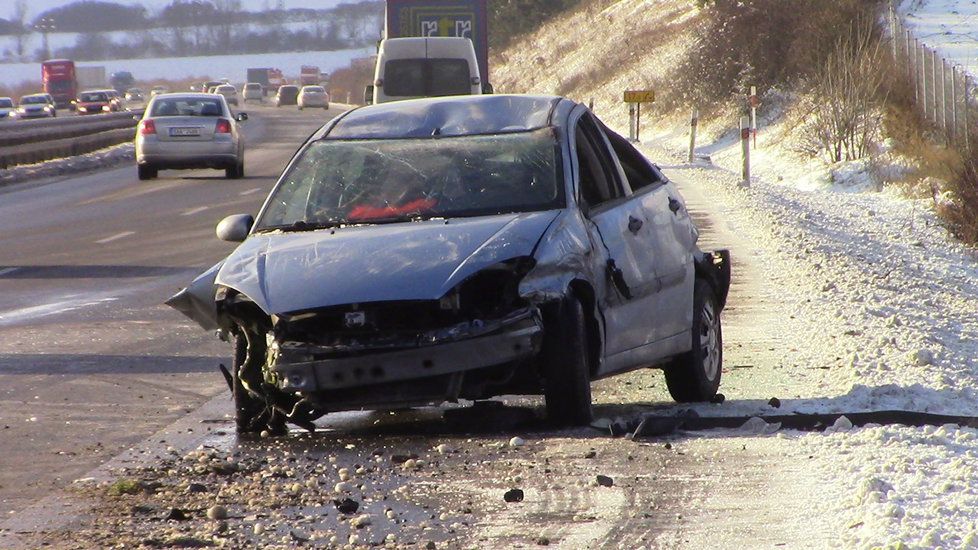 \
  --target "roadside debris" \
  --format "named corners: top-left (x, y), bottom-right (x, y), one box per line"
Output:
top-left (504, 488), bottom-right (525, 502)
top-left (595, 475), bottom-right (614, 487)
